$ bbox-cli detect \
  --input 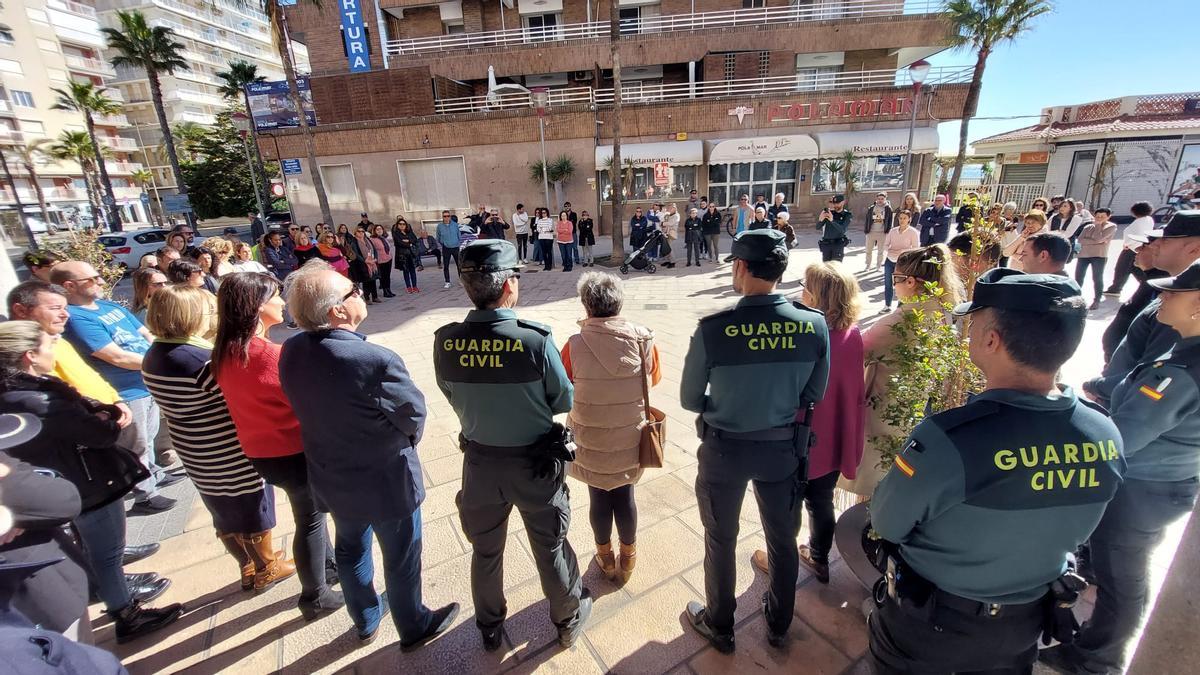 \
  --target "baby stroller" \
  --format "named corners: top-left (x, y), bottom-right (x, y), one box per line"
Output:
top-left (620, 229), bottom-right (662, 275)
